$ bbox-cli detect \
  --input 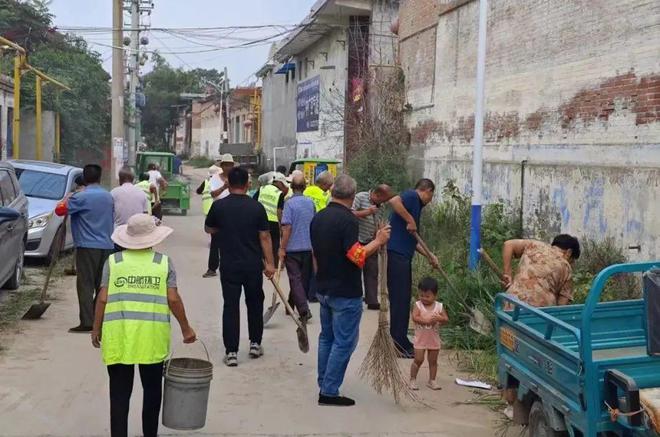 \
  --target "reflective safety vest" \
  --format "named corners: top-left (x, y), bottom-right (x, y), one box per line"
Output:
top-left (303, 185), bottom-right (329, 213)
top-left (258, 184), bottom-right (281, 222)
top-left (135, 181), bottom-right (153, 215)
top-left (202, 179), bottom-right (213, 215)
top-left (102, 250), bottom-right (170, 365)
